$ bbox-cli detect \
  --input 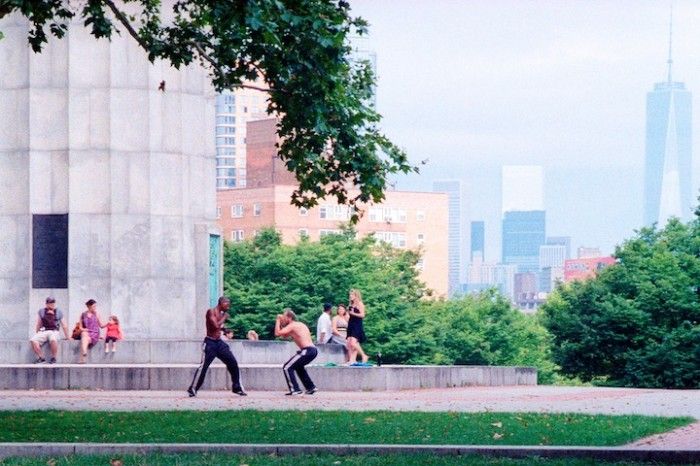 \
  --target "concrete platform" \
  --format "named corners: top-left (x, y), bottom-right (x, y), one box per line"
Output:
top-left (0, 364), bottom-right (537, 391)
top-left (0, 339), bottom-right (345, 365)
